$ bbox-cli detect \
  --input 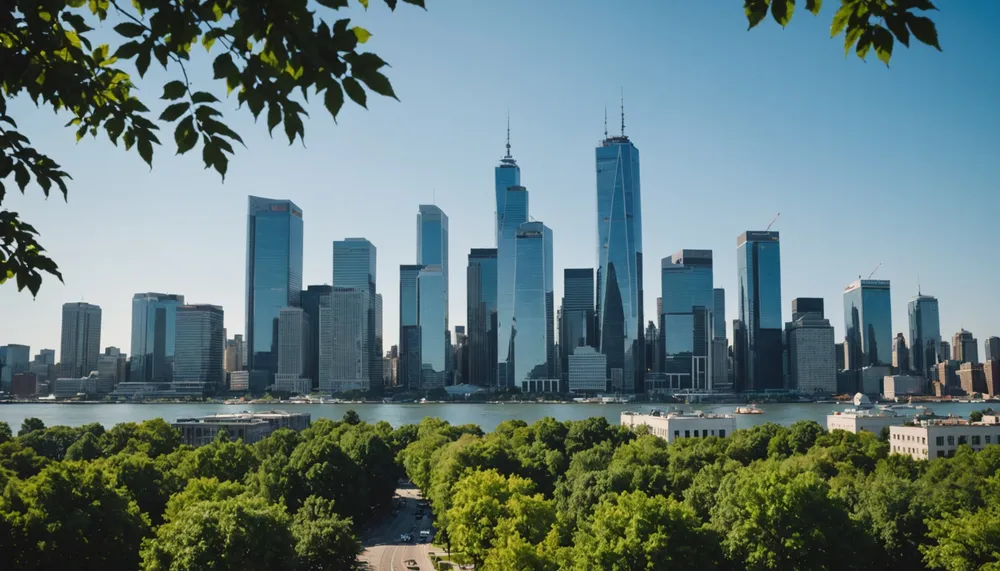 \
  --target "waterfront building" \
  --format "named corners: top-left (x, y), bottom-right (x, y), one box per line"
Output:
top-left (986, 337), bottom-right (1000, 362)
top-left (417, 265), bottom-right (447, 390)
top-left (300, 285), bottom-right (332, 388)
top-left (827, 405), bottom-right (909, 435)
top-left (11, 372), bottom-right (37, 398)
top-left (333, 238), bottom-right (380, 390)
top-left (245, 196), bottom-right (303, 375)
top-left (735, 231), bottom-right (782, 392)
top-left (173, 410), bottom-right (310, 447)
top-left (984, 360), bottom-right (1000, 397)
top-left (712, 288), bottom-right (728, 389)
top-left (621, 410), bottom-right (735, 443)
top-left (35, 349), bottom-right (55, 366)
top-left (835, 342), bottom-right (846, 371)
top-left (561, 268), bottom-right (596, 382)
top-left (97, 347), bottom-right (128, 393)
top-left (908, 294), bottom-right (941, 376)
top-left (277, 307), bottom-right (310, 379)
top-left (860, 365), bottom-right (891, 396)
top-left (958, 362), bottom-right (986, 395)
top-left (844, 279), bottom-right (892, 392)
top-left (660, 250), bottom-right (714, 391)
top-left (785, 307), bottom-right (836, 394)
top-left (498, 185), bottom-right (529, 388)
top-left (398, 264), bottom-right (422, 391)
top-left (596, 115), bottom-right (645, 393)
top-left (173, 305), bottom-right (225, 392)
top-left (0, 344), bottom-right (30, 389)
top-left (890, 417), bottom-right (1000, 460)
top-left (713, 288), bottom-right (726, 339)
top-left (323, 288), bottom-right (369, 394)
top-left (229, 370), bottom-right (250, 392)
top-left (883, 375), bottom-right (926, 399)
top-left (952, 329), bottom-right (979, 364)
top-left (892, 333), bottom-right (910, 372)
top-left (467, 248), bottom-right (498, 387)
top-left (513, 222), bottom-right (555, 386)
top-left (224, 334), bottom-right (245, 374)
top-left (644, 321), bottom-right (660, 375)
top-left (568, 346), bottom-right (607, 393)
top-left (60, 302), bottom-right (102, 378)
top-left (130, 293), bottom-right (185, 383)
